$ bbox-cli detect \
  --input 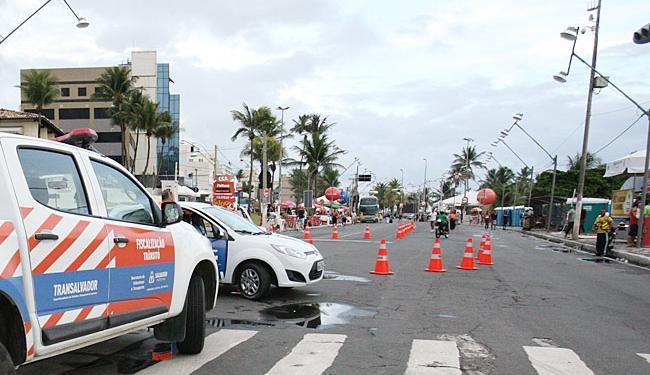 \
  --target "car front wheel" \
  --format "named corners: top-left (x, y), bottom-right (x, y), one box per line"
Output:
top-left (176, 274), bottom-right (206, 354)
top-left (237, 262), bottom-right (271, 300)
